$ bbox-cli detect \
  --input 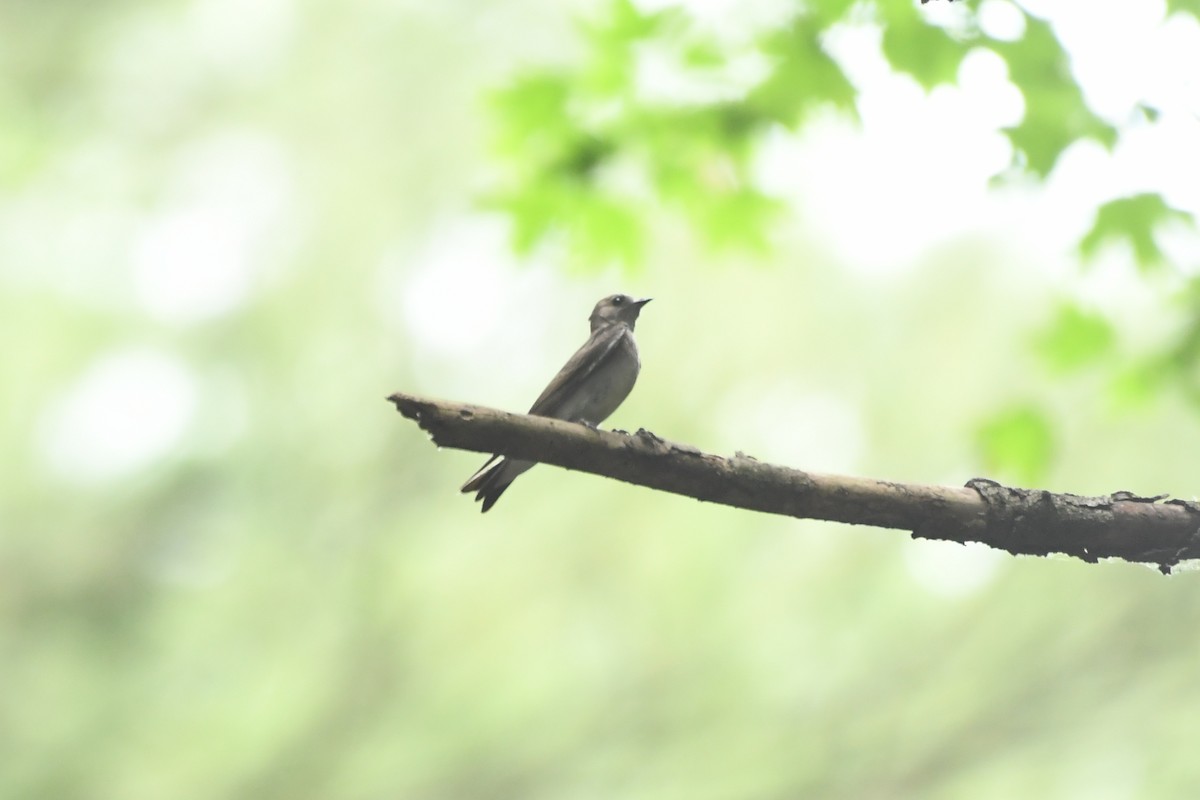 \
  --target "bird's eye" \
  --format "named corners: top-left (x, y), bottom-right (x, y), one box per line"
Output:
top-left (612, 295), bottom-right (625, 305)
